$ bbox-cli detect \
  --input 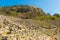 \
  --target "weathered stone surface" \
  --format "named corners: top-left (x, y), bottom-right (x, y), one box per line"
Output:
top-left (0, 15), bottom-right (60, 40)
